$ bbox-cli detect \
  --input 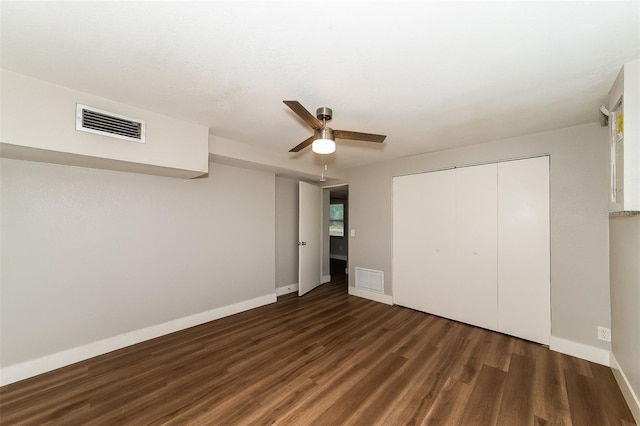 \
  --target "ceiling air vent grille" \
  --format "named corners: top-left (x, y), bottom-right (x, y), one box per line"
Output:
top-left (76, 104), bottom-right (145, 143)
